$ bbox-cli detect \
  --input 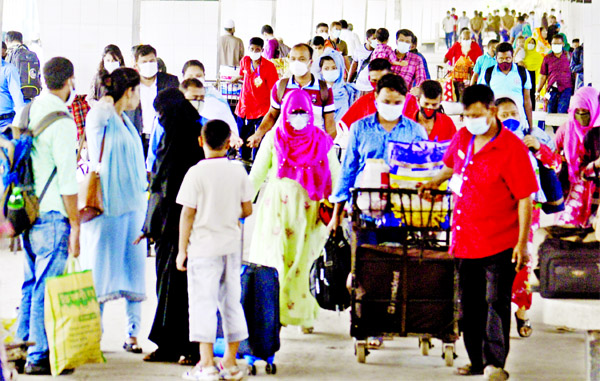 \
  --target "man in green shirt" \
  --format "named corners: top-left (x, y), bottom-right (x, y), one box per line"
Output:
top-left (15, 57), bottom-right (80, 375)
